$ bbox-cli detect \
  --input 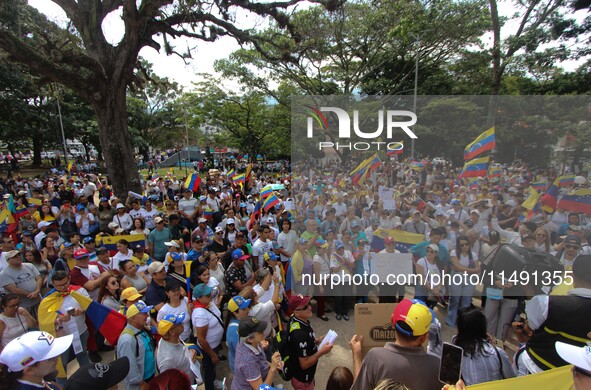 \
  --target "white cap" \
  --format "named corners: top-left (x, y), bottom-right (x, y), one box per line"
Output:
top-left (267, 217), bottom-right (275, 224)
top-left (574, 176), bottom-right (587, 185)
top-left (198, 217), bottom-right (208, 223)
top-left (108, 222), bottom-right (119, 230)
top-left (0, 331), bottom-right (73, 372)
top-left (556, 341), bottom-right (591, 372)
top-left (226, 218), bottom-right (235, 225)
top-left (470, 209), bottom-right (480, 216)
top-left (116, 203), bottom-right (125, 210)
top-left (164, 241), bottom-right (180, 248)
top-left (215, 226), bottom-right (223, 233)
top-left (38, 221), bottom-right (52, 229)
